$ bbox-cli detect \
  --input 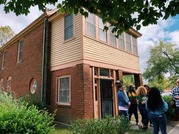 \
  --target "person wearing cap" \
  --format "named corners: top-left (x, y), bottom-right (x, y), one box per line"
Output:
top-left (172, 79), bottom-right (179, 112)
top-left (116, 80), bottom-right (131, 120)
